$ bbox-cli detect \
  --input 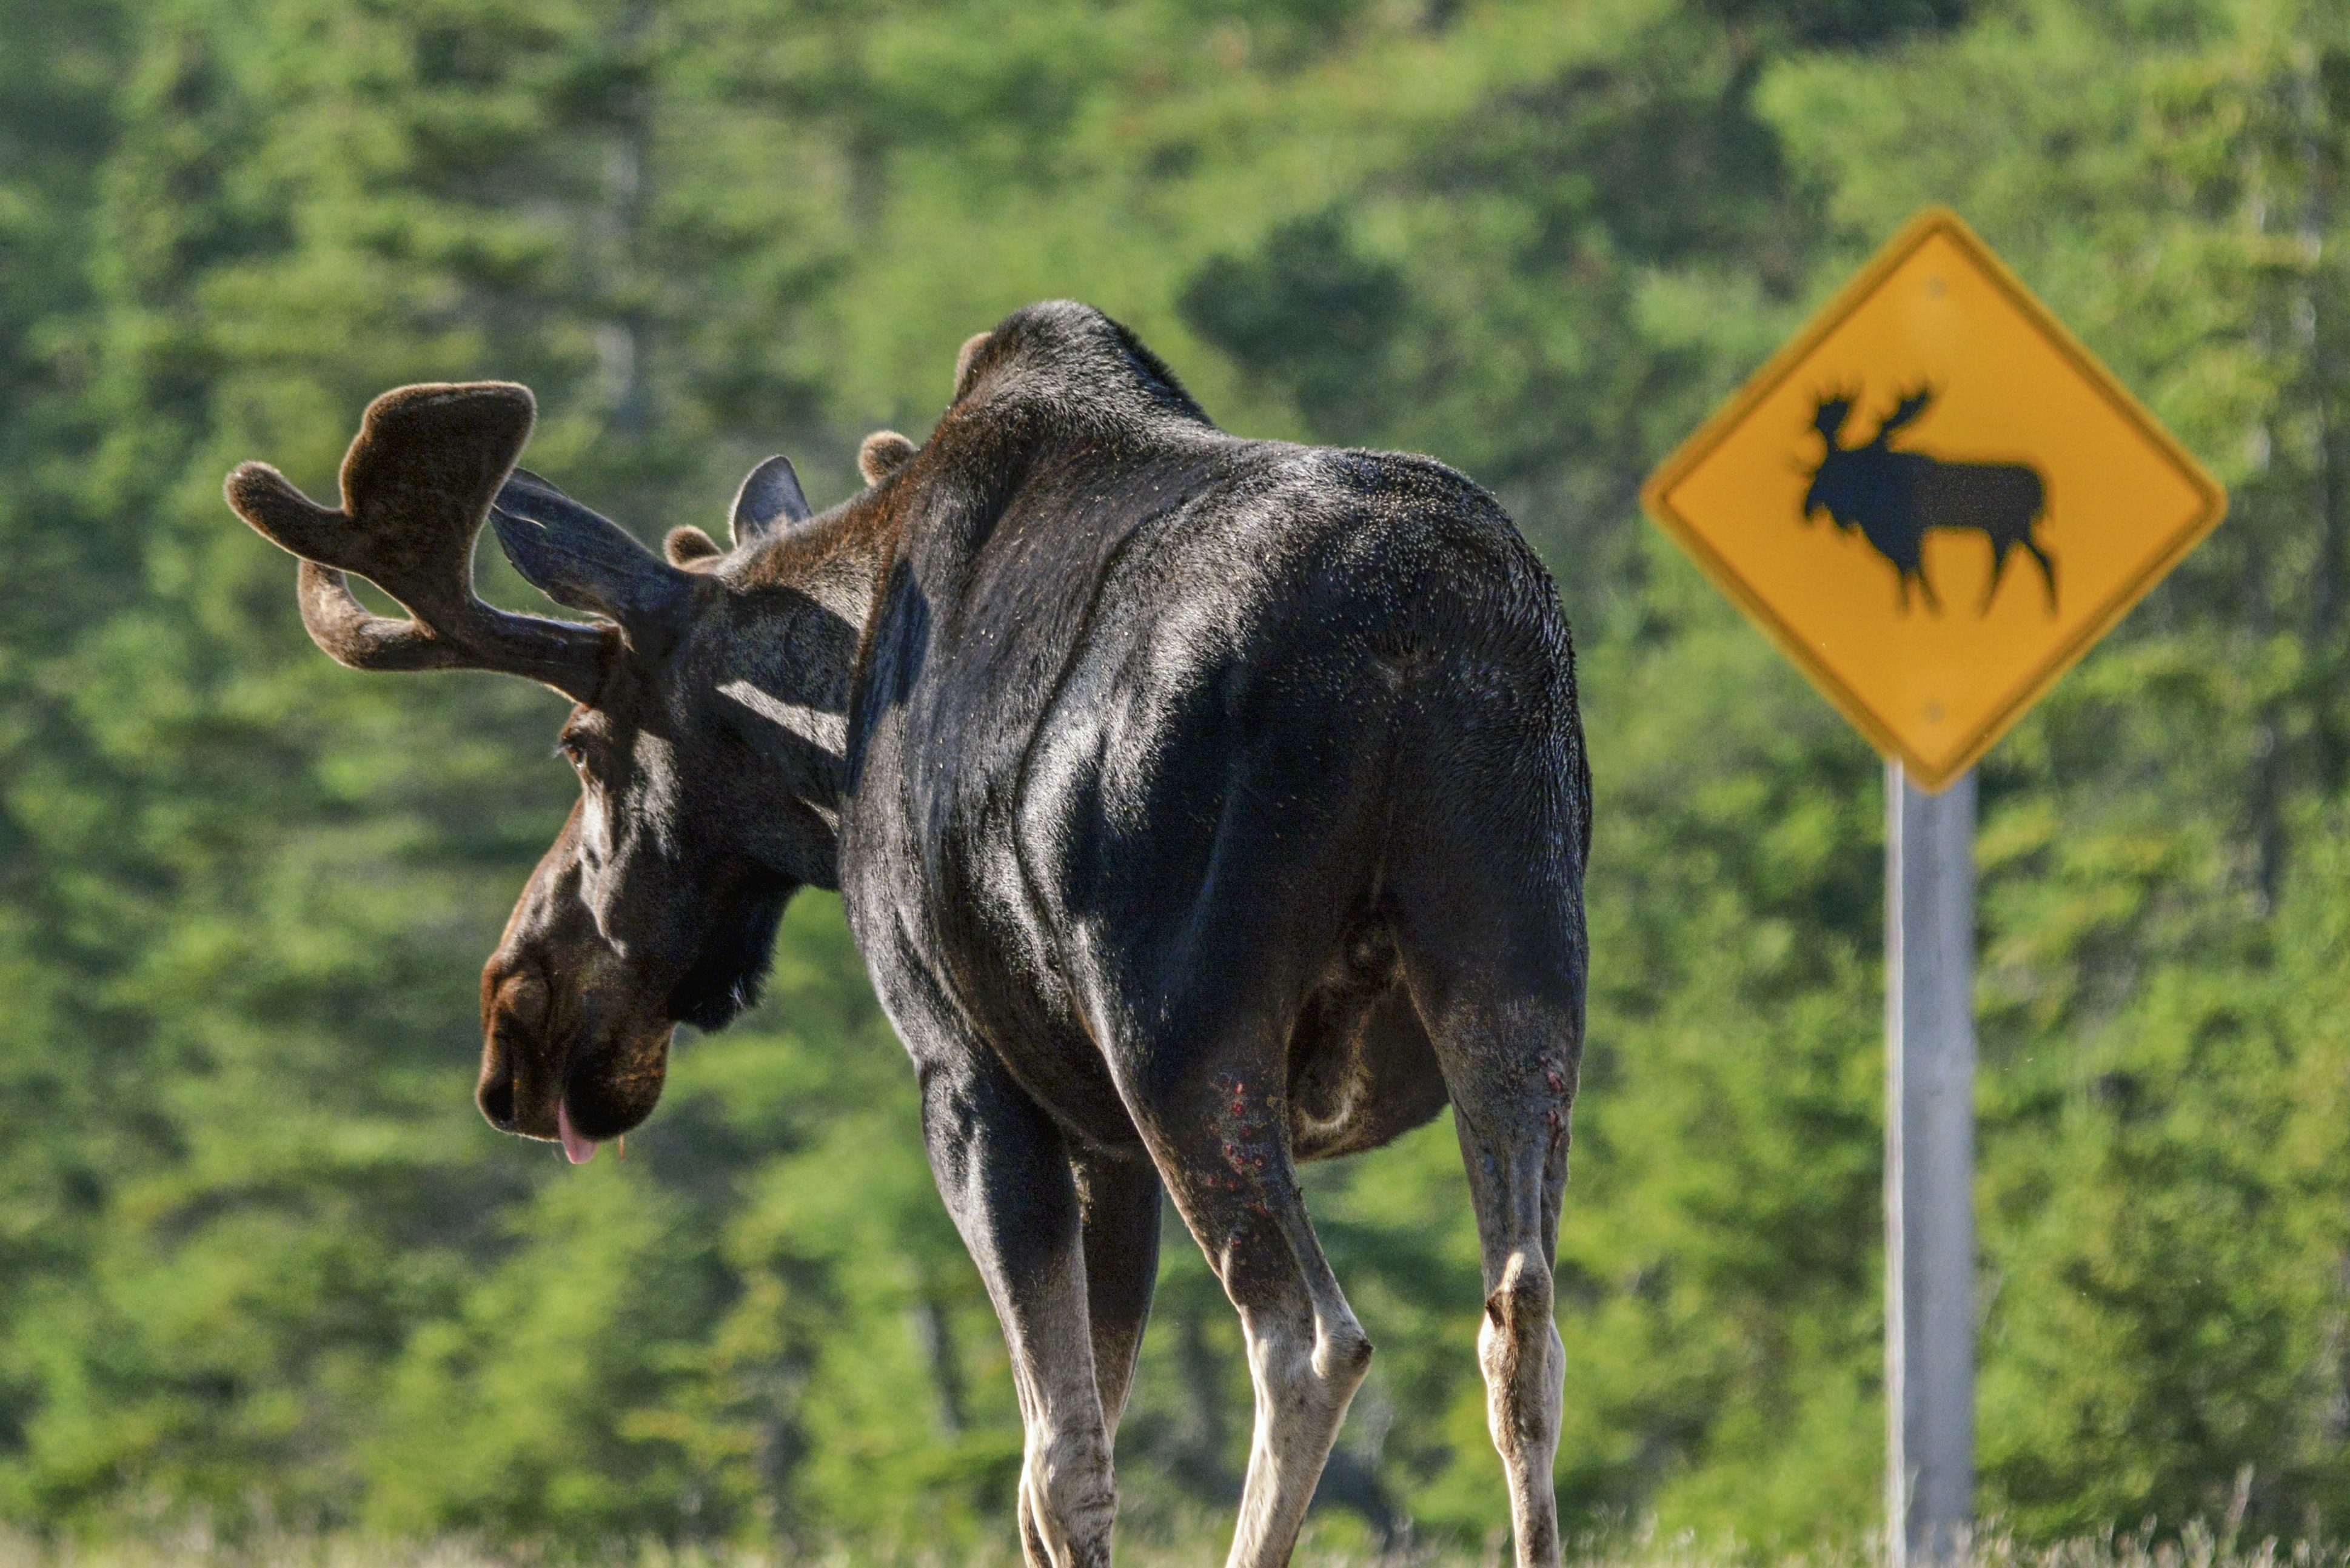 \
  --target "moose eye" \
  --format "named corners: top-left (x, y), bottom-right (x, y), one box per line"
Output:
top-left (556, 738), bottom-right (587, 771)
